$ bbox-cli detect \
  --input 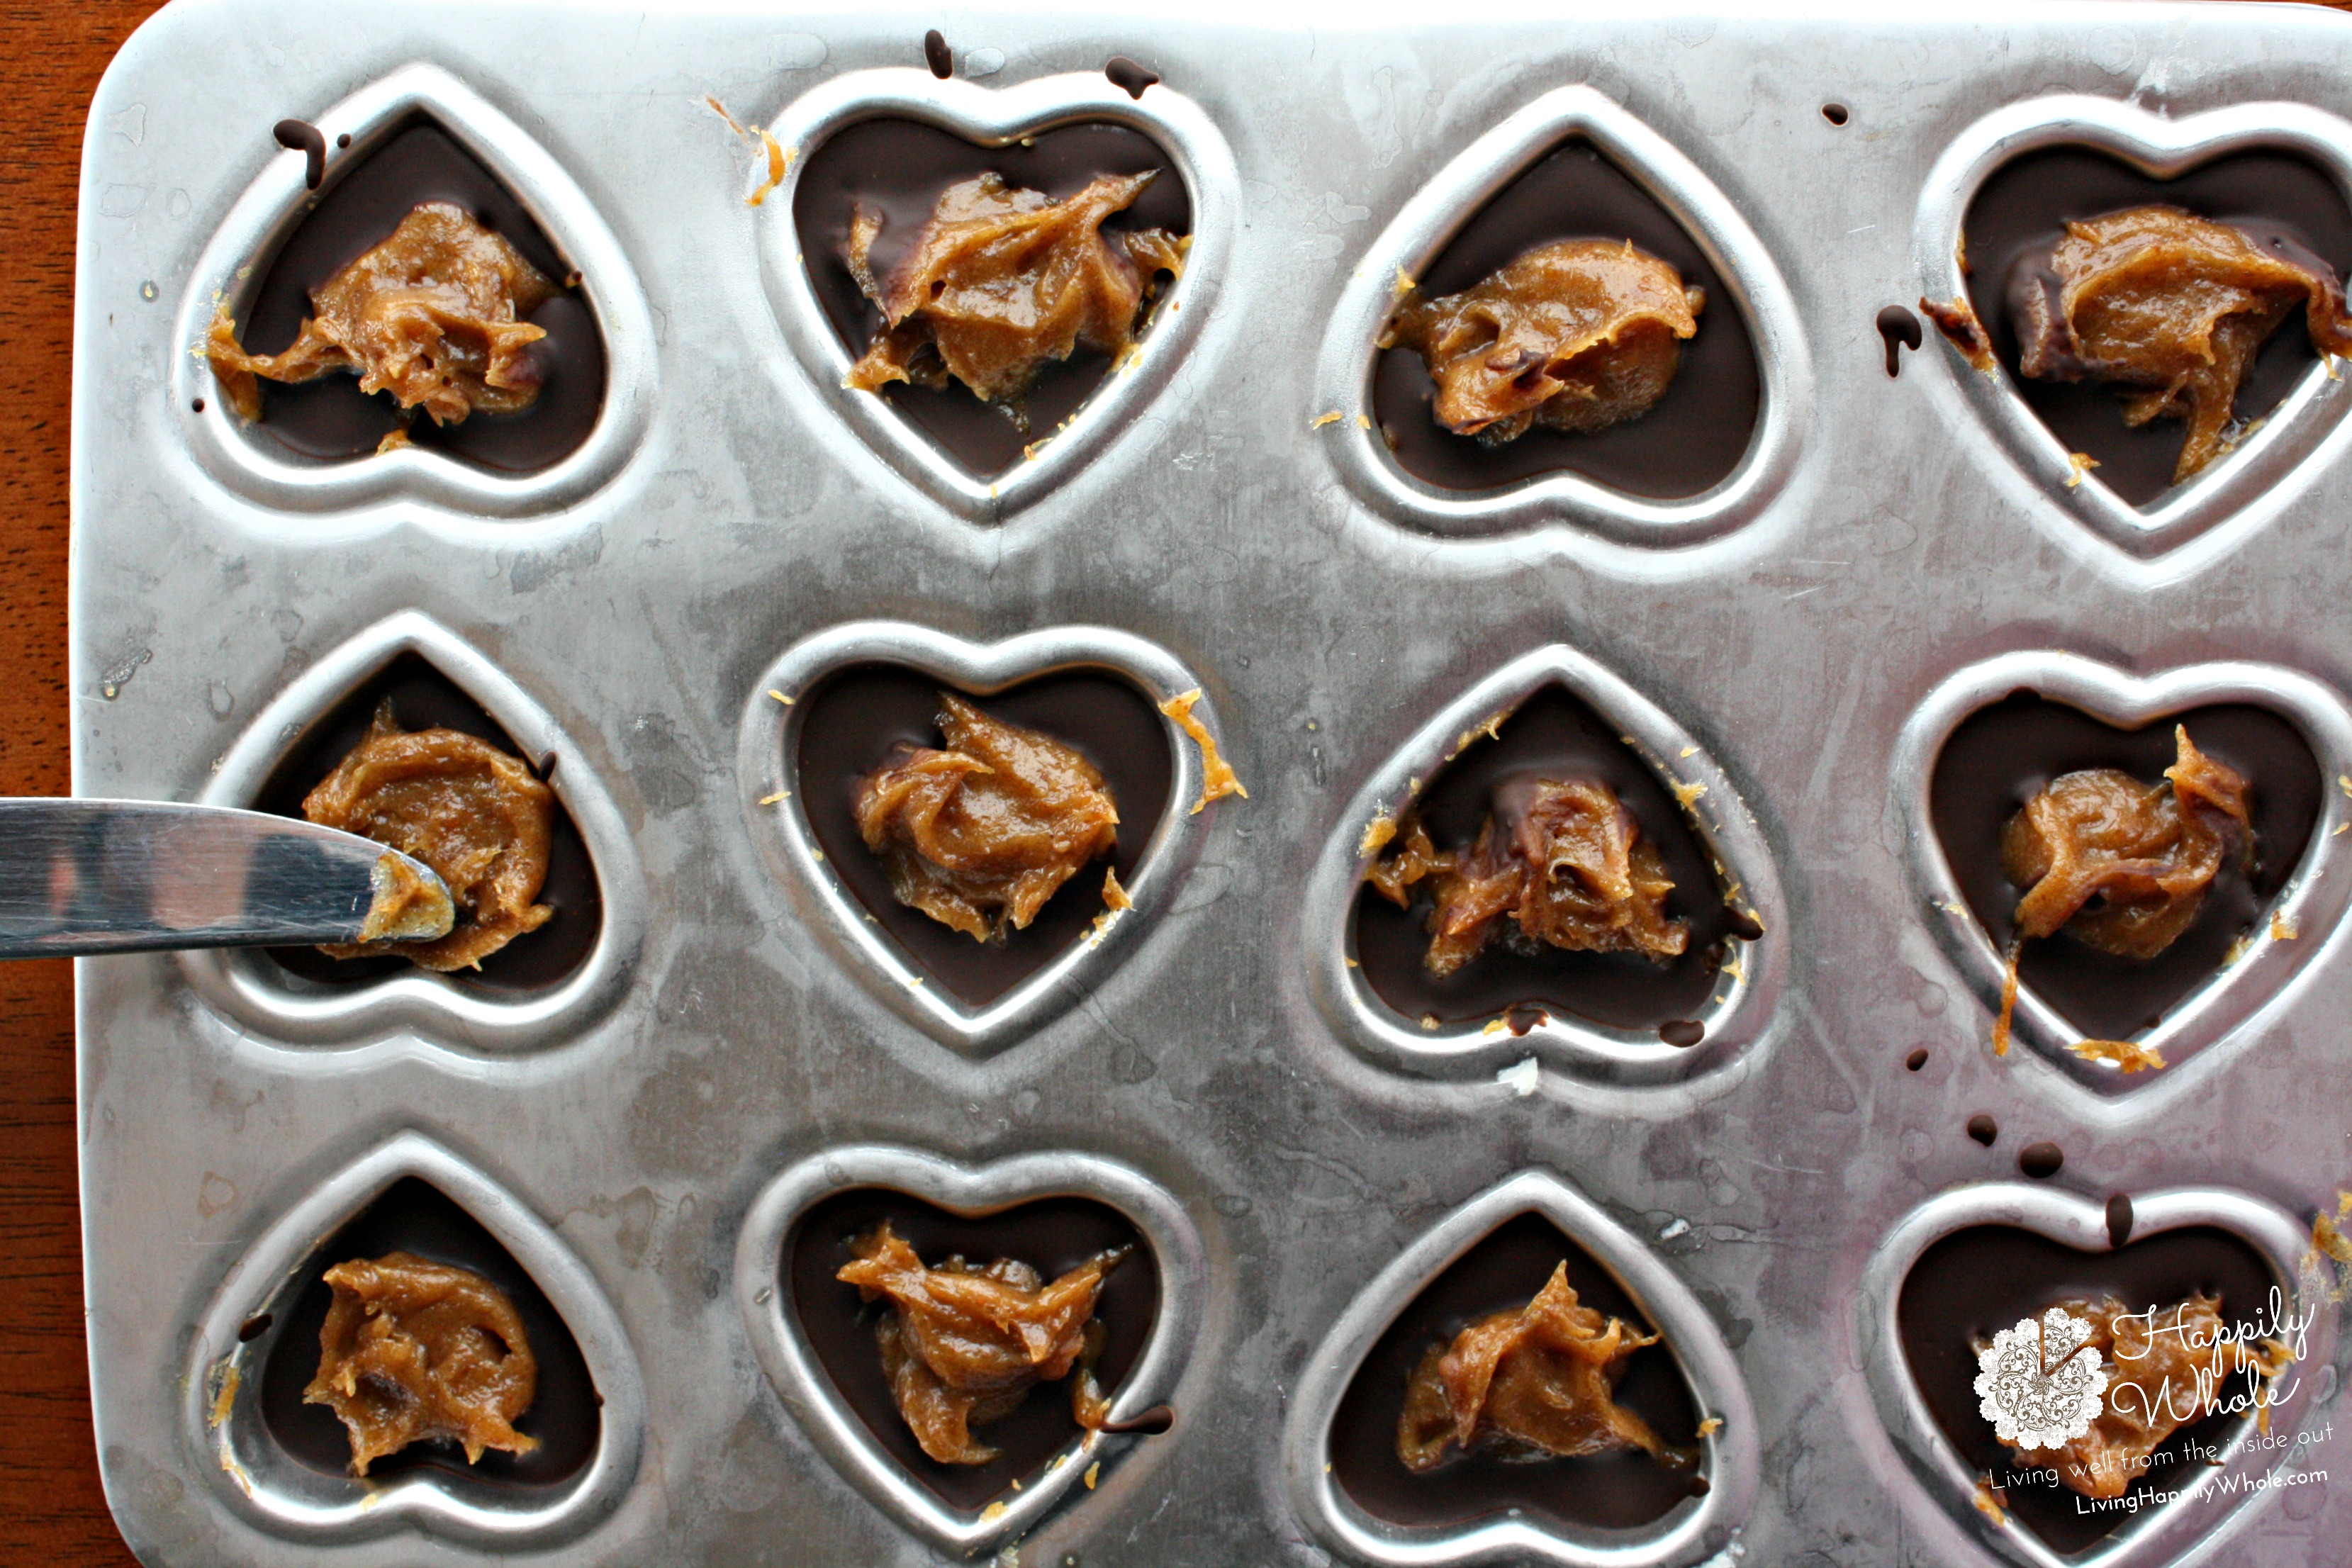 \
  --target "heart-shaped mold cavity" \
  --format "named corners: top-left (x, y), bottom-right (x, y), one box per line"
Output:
top-left (1898, 653), bottom-right (2352, 1091)
top-left (179, 612), bottom-right (644, 1053)
top-left (1316, 84), bottom-right (1809, 547)
top-left (787, 1189), bottom-right (1160, 1512)
top-left (758, 70), bottom-right (1237, 521)
top-left (1329, 1213), bottom-right (1707, 1532)
top-left (1860, 1185), bottom-right (2333, 1568)
top-left (794, 663), bottom-right (1171, 1008)
top-left (1931, 693), bottom-right (2319, 1041)
top-left (227, 118), bottom-right (606, 473)
top-left (794, 119), bottom-right (1189, 481)
top-left (170, 63), bottom-right (656, 521)
top-left (250, 1176), bottom-right (602, 1495)
top-left (734, 1147), bottom-right (1202, 1557)
top-left (1370, 141), bottom-right (1759, 501)
top-left (739, 622), bottom-right (1220, 1054)
top-left (185, 1132), bottom-right (644, 1546)
top-left (1956, 148), bottom-right (2352, 510)
top-left (1283, 1170), bottom-right (1757, 1568)
top-left (1913, 98), bottom-right (2352, 562)
top-left (1351, 685), bottom-right (1736, 1033)
top-left (250, 652), bottom-right (603, 995)
top-left (1305, 644), bottom-right (1786, 1087)
top-left (1899, 1223), bottom-right (2278, 1555)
